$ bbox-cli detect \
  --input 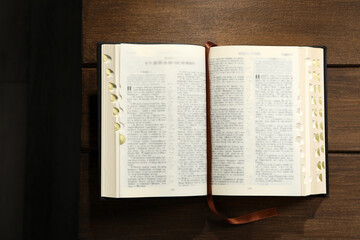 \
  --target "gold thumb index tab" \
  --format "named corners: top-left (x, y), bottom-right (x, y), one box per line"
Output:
top-left (205, 41), bottom-right (278, 224)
